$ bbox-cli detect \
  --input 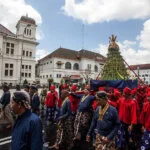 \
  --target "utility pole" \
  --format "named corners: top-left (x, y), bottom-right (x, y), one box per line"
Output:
top-left (82, 23), bottom-right (85, 49)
